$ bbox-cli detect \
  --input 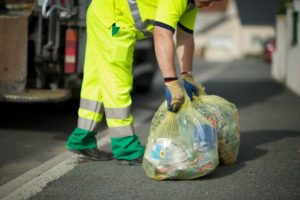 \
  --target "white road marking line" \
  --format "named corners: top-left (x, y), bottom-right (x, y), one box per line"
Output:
top-left (0, 62), bottom-right (230, 200)
top-left (0, 152), bottom-right (76, 200)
